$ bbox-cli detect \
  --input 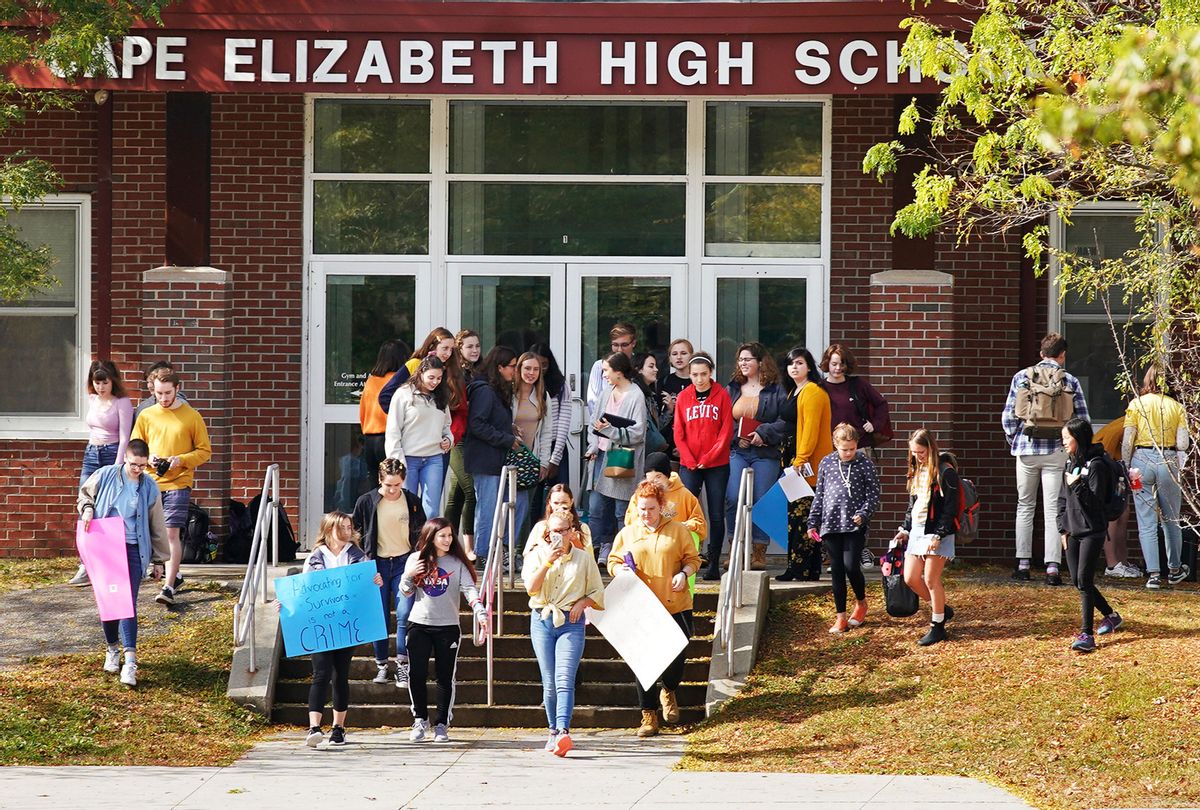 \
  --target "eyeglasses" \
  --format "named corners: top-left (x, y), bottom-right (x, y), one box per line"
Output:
top-left (127, 462), bottom-right (149, 471)
top-left (504, 361), bottom-right (518, 368)
top-left (610, 340), bottom-right (634, 350)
